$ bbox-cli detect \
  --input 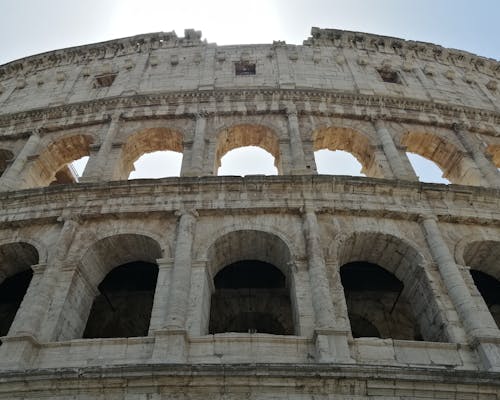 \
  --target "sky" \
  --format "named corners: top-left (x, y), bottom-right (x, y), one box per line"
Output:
top-left (1, 0), bottom-right (498, 182)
